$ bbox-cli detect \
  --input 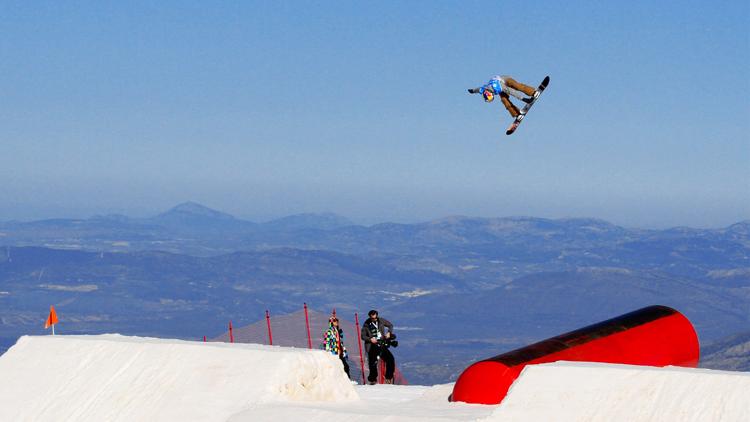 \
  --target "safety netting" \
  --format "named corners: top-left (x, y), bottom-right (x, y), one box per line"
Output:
top-left (211, 306), bottom-right (407, 385)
